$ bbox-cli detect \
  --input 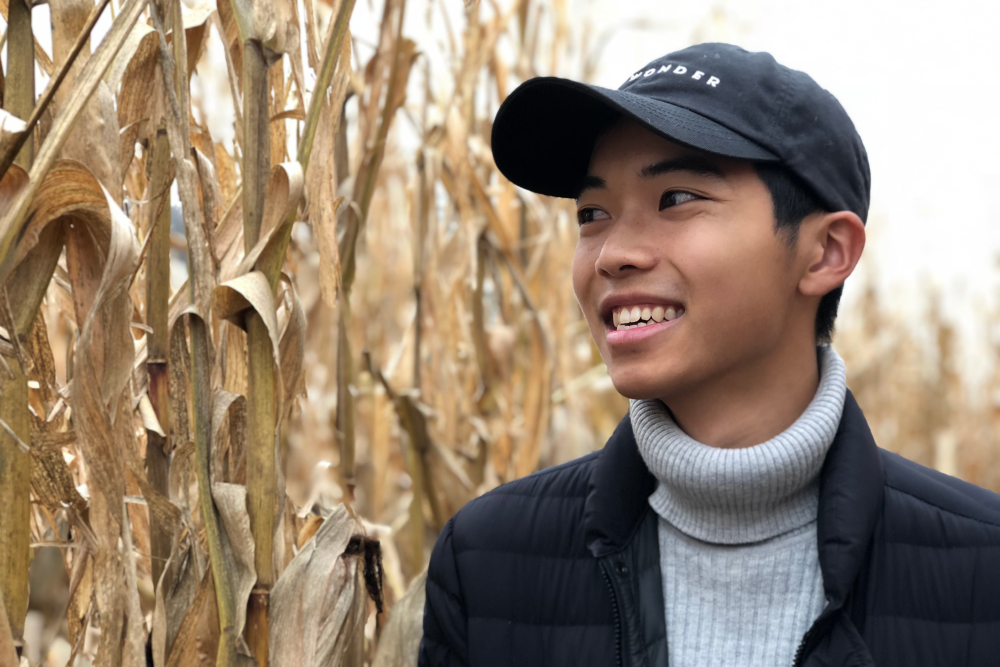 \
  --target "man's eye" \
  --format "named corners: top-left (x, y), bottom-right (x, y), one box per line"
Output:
top-left (659, 190), bottom-right (701, 210)
top-left (577, 207), bottom-right (610, 225)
